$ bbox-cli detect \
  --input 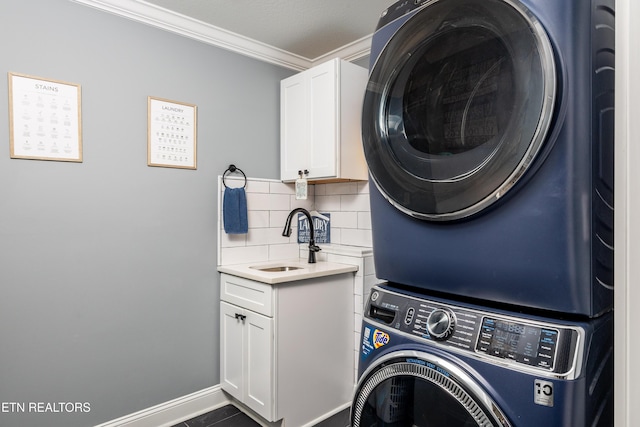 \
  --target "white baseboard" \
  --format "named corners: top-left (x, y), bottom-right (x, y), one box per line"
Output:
top-left (300, 402), bottom-right (351, 427)
top-left (94, 385), bottom-right (230, 427)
